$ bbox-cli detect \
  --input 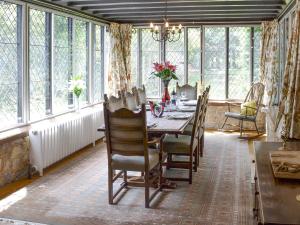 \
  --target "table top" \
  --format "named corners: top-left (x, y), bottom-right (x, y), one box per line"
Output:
top-left (146, 111), bottom-right (194, 134)
top-left (254, 141), bottom-right (300, 225)
top-left (97, 110), bottom-right (194, 135)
